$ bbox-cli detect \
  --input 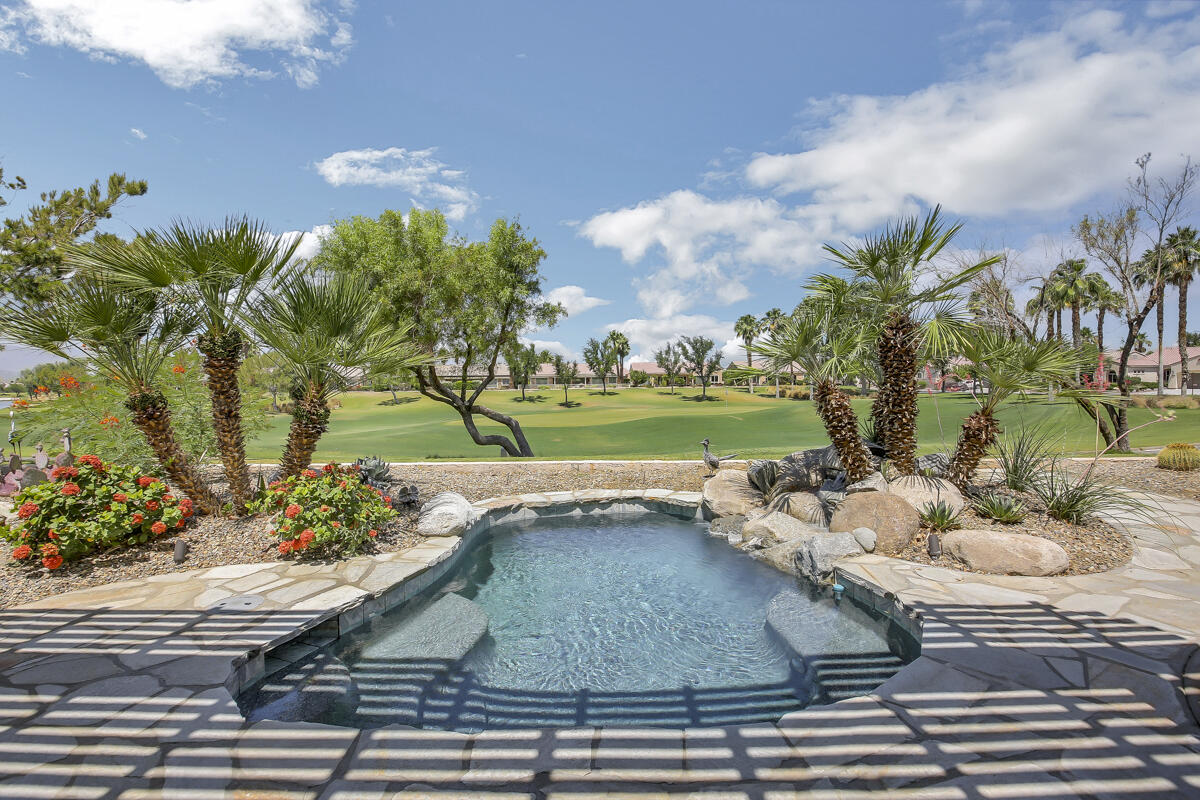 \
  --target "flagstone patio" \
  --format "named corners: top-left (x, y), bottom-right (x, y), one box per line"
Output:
top-left (1, 488), bottom-right (1199, 799)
